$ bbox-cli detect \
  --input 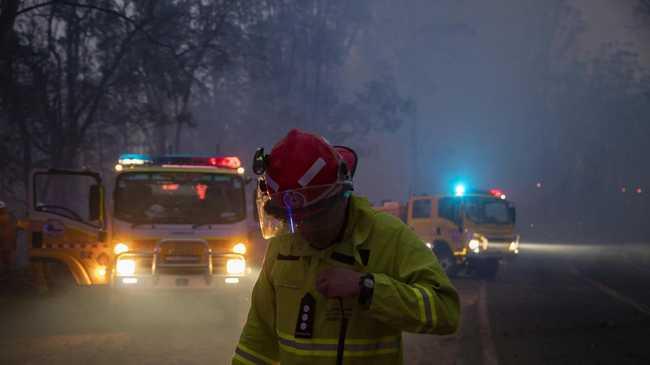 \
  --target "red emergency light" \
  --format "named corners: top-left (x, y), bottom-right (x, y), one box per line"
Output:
top-left (489, 189), bottom-right (507, 200)
top-left (154, 155), bottom-right (242, 170)
top-left (209, 156), bottom-right (241, 169)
